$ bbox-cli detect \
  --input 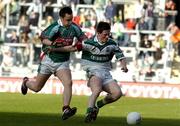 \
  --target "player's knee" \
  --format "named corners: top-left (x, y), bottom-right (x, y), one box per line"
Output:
top-left (33, 87), bottom-right (41, 92)
top-left (64, 80), bottom-right (72, 87)
top-left (92, 87), bottom-right (102, 96)
top-left (32, 85), bottom-right (42, 92)
top-left (112, 90), bottom-right (123, 100)
top-left (94, 88), bottom-right (102, 95)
